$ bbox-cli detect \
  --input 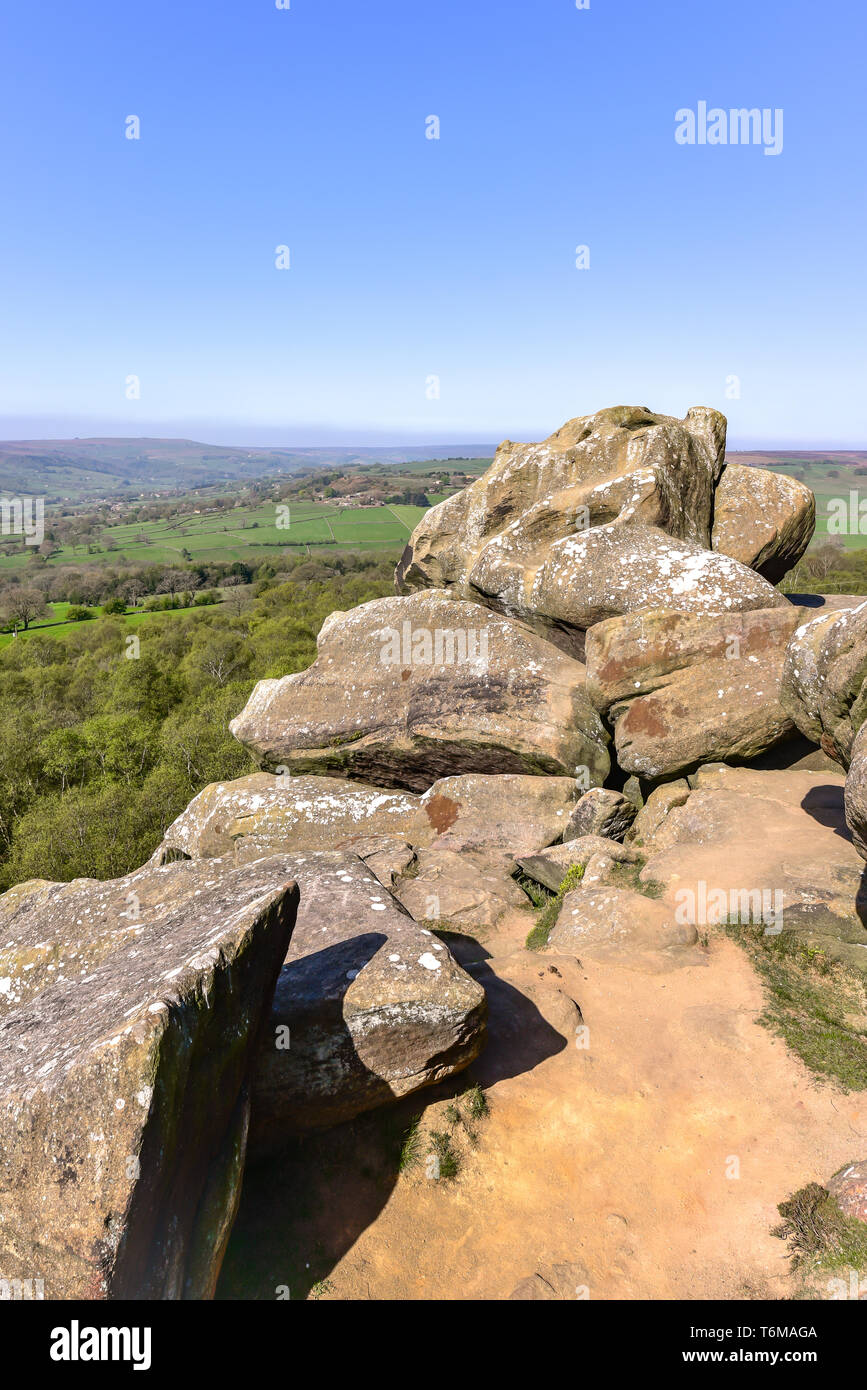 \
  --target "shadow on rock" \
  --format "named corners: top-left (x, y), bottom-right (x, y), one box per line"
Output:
top-left (801, 784), bottom-right (851, 841)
